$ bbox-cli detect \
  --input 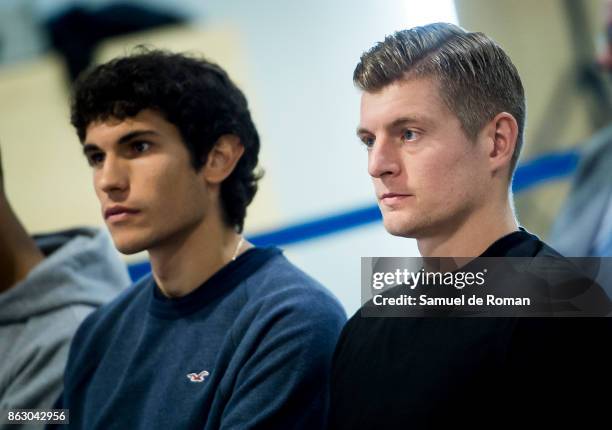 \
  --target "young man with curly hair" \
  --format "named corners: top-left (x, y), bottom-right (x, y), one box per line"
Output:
top-left (53, 50), bottom-right (345, 429)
